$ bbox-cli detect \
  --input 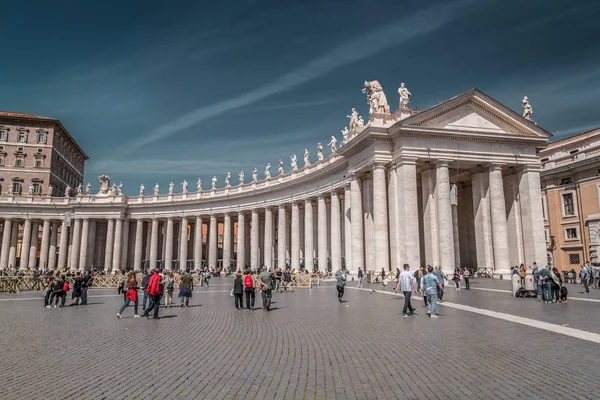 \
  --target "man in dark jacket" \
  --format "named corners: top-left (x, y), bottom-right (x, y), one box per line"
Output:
top-left (71, 271), bottom-right (83, 305)
top-left (141, 270), bottom-right (151, 311)
top-left (80, 271), bottom-right (92, 305)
